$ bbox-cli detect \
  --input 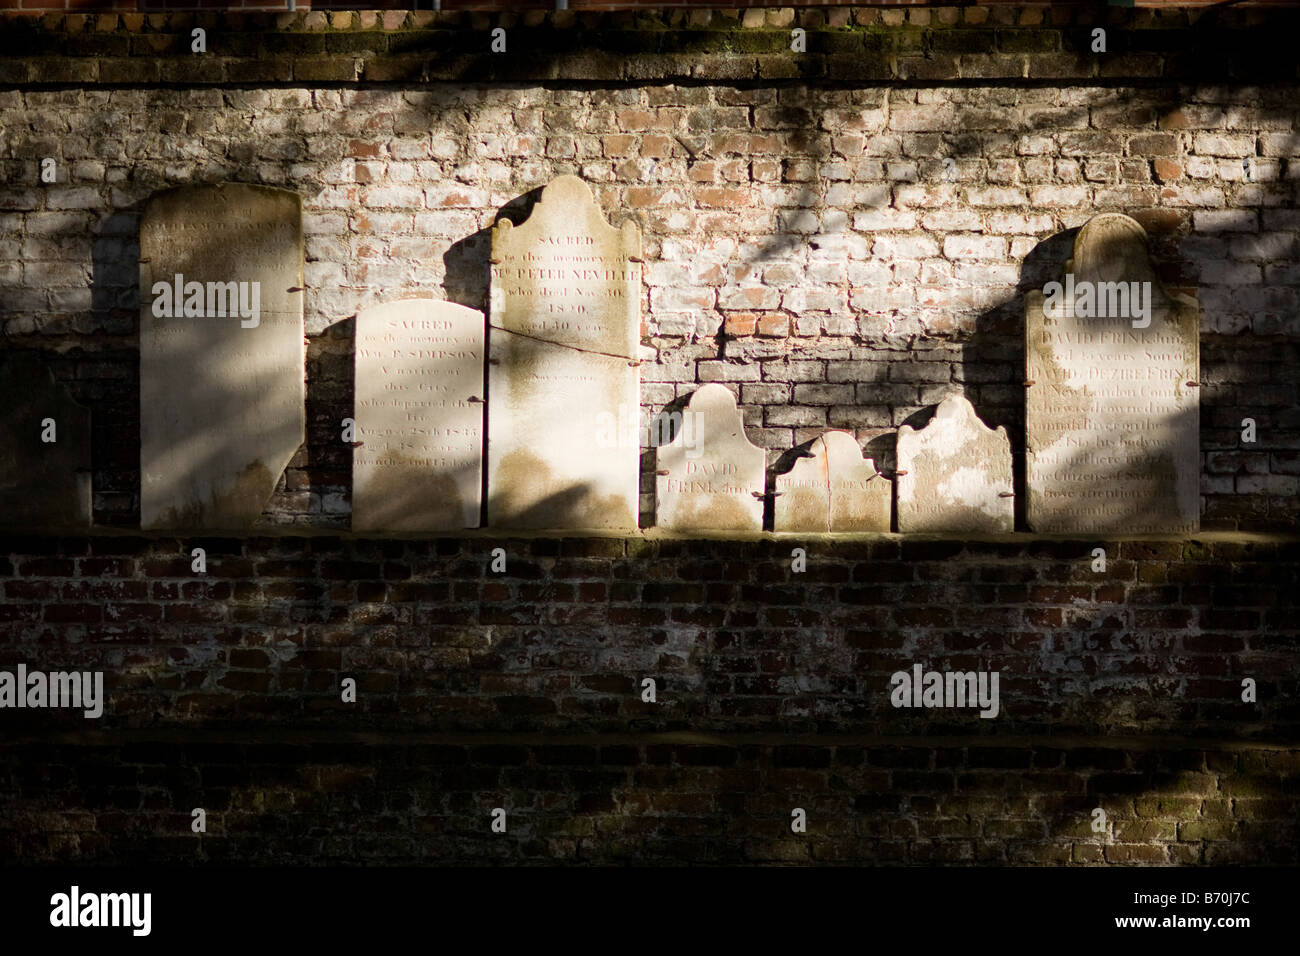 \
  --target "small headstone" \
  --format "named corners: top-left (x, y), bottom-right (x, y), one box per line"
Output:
top-left (352, 298), bottom-right (484, 532)
top-left (487, 174), bottom-right (642, 531)
top-left (0, 352), bottom-right (92, 530)
top-left (774, 431), bottom-right (890, 532)
top-left (656, 384), bottom-right (765, 532)
top-left (896, 394), bottom-right (1013, 533)
top-left (139, 183), bottom-right (305, 530)
top-left (1025, 213), bottom-right (1200, 532)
